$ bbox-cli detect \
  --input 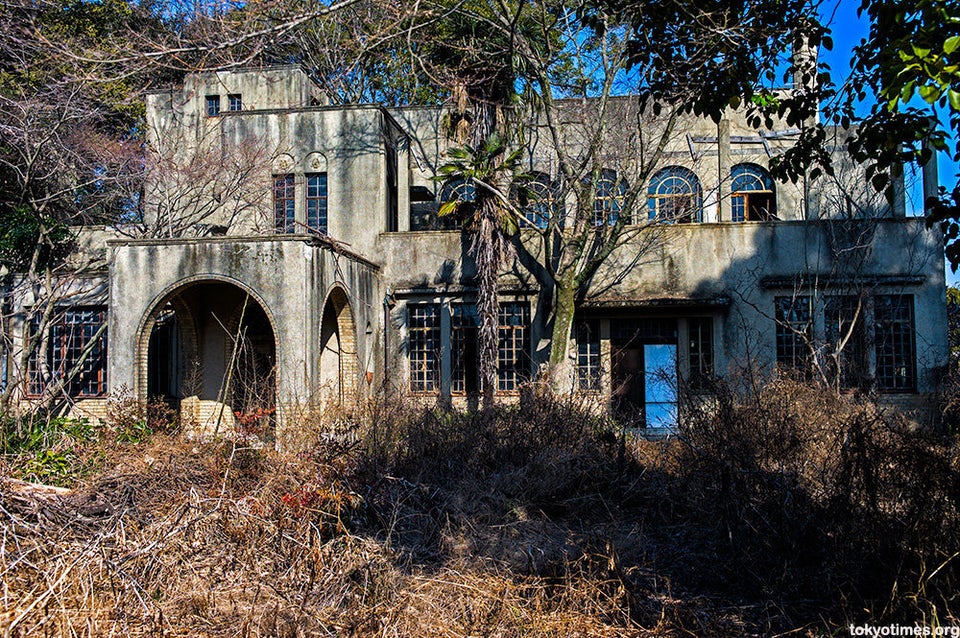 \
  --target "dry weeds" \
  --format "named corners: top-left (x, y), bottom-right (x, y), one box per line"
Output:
top-left (1, 380), bottom-right (958, 637)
